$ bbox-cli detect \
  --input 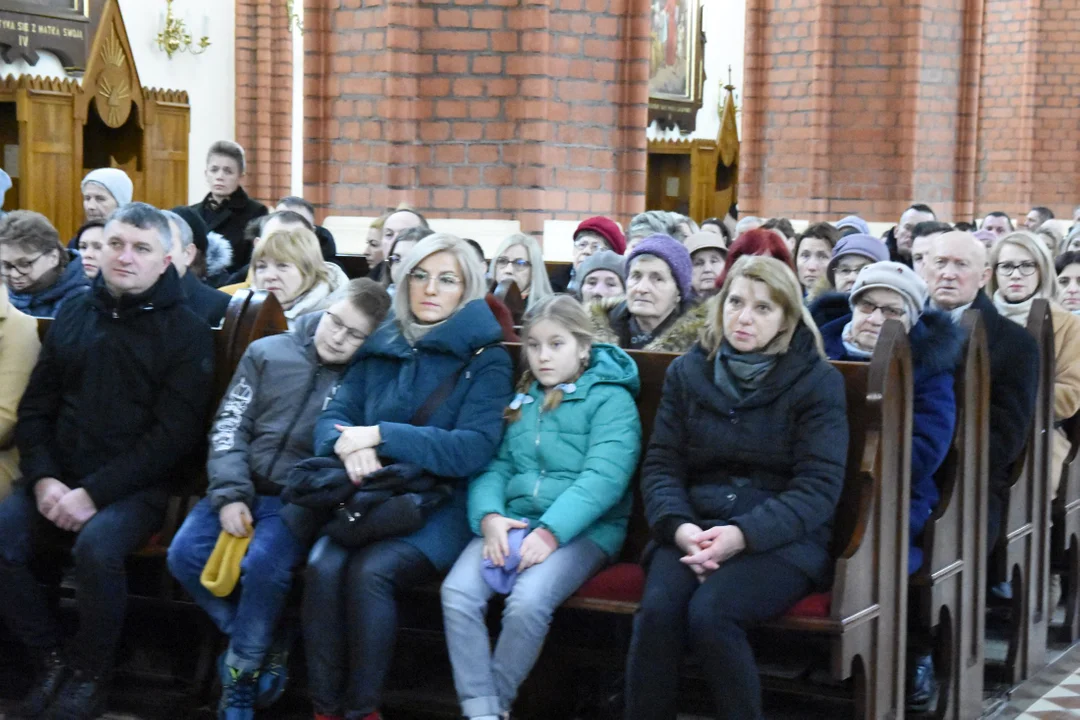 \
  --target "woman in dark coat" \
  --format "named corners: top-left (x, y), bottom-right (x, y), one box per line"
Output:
top-left (624, 255), bottom-right (848, 720)
top-left (302, 234), bottom-right (514, 720)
